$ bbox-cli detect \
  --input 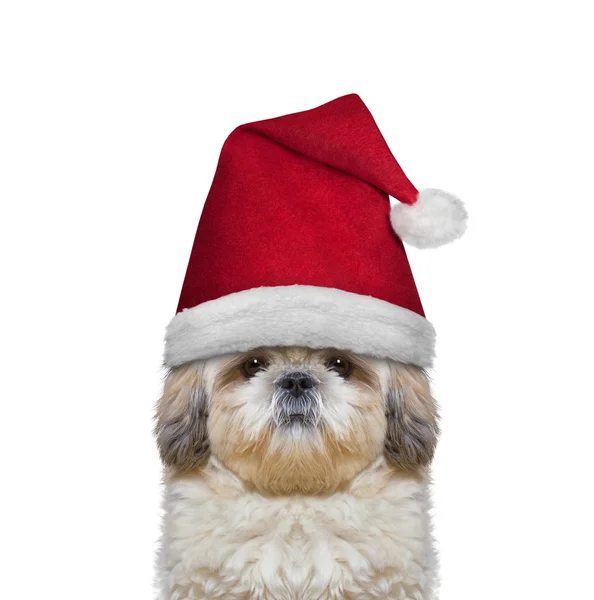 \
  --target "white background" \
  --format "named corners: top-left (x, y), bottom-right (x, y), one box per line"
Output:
top-left (1, 2), bottom-right (593, 599)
